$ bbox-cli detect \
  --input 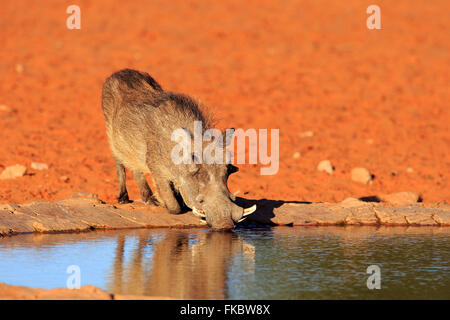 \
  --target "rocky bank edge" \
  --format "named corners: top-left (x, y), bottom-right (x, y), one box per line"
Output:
top-left (0, 282), bottom-right (171, 300)
top-left (0, 191), bottom-right (449, 236)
